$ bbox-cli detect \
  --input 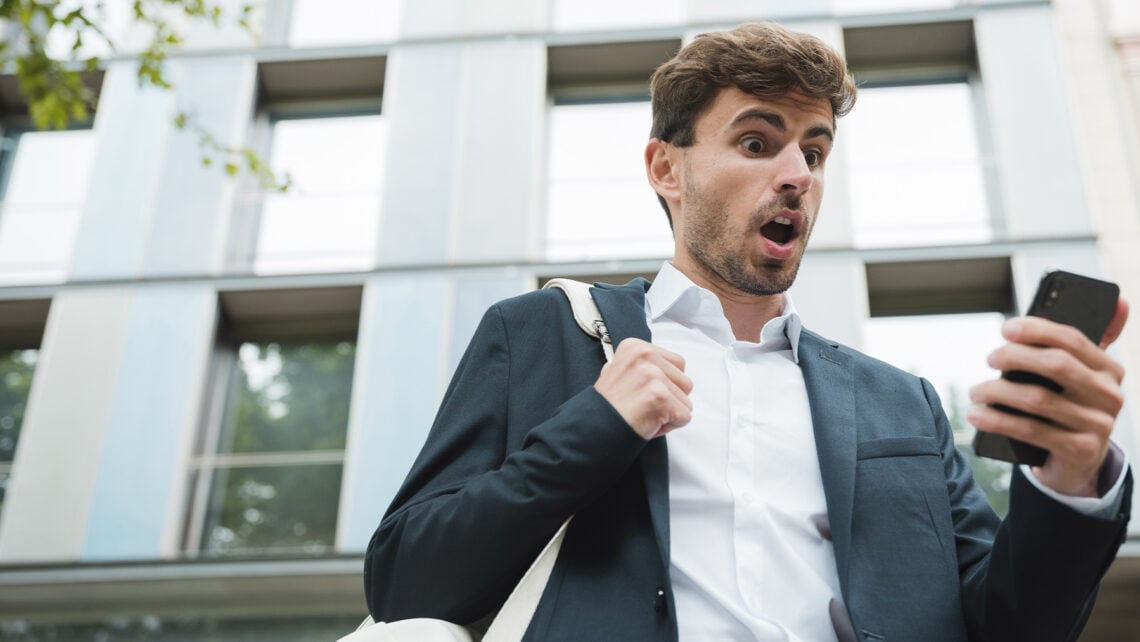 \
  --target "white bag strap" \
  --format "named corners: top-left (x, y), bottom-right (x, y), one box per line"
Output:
top-left (541, 278), bottom-right (614, 361)
top-left (481, 279), bottom-right (614, 641)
